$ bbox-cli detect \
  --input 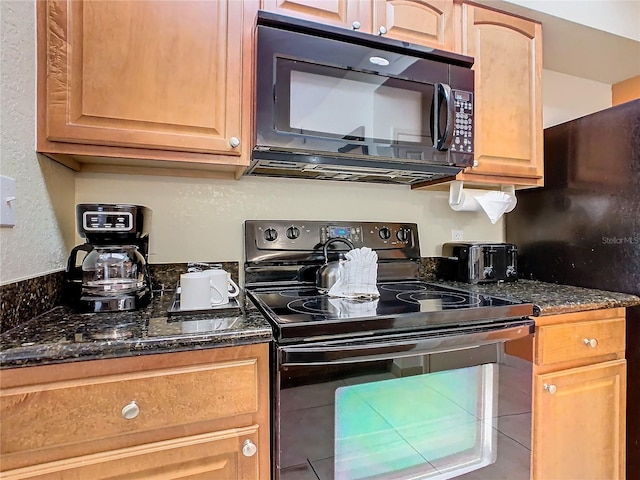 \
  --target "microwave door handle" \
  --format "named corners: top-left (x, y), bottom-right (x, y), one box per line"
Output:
top-left (436, 83), bottom-right (455, 151)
